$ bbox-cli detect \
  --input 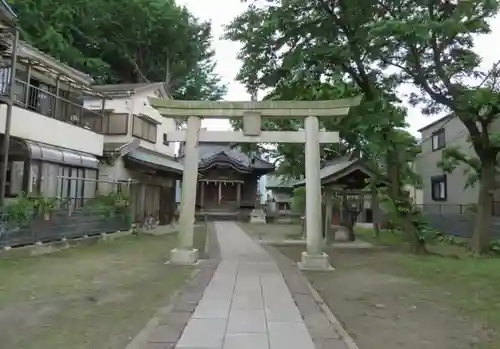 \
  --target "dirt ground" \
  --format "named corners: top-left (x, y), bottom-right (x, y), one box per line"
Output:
top-left (0, 226), bottom-right (208, 349)
top-left (275, 246), bottom-right (497, 349)
top-left (240, 222), bottom-right (499, 349)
